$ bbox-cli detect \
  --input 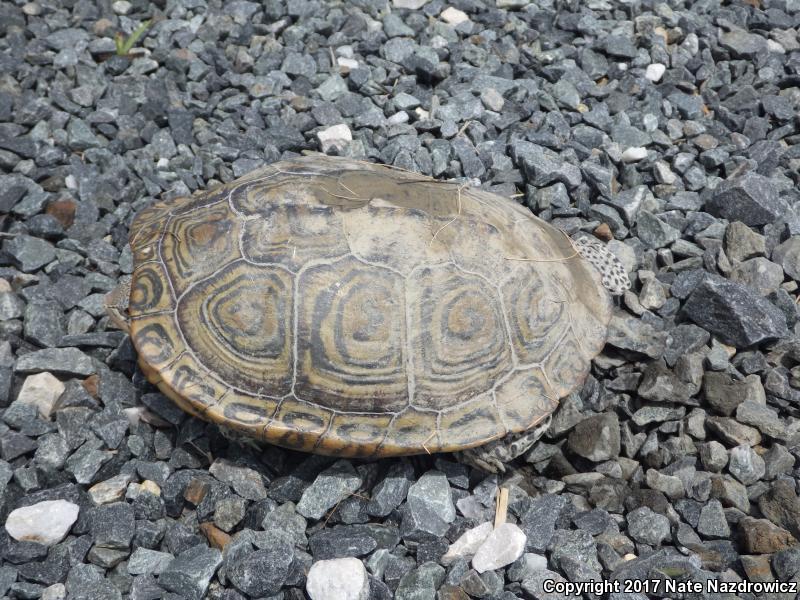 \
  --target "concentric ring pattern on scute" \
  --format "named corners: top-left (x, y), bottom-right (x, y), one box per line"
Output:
top-left (127, 156), bottom-right (613, 457)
